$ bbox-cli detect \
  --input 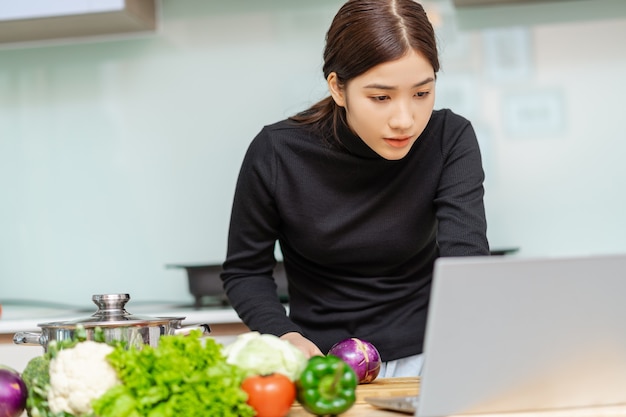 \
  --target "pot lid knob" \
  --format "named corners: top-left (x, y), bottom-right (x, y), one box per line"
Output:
top-left (92, 294), bottom-right (131, 319)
